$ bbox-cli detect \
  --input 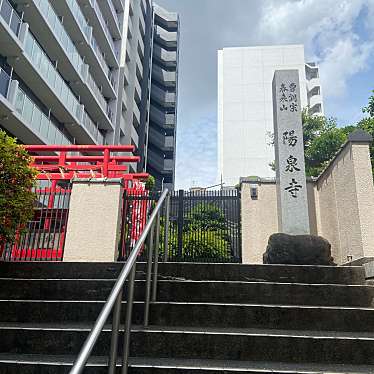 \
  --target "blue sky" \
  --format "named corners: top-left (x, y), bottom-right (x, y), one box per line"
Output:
top-left (155, 0), bottom-right (374, 189)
